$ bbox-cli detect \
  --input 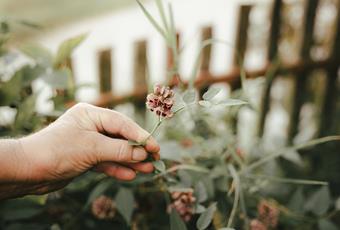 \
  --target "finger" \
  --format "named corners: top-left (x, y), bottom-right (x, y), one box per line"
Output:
top-left (94, 162), bottom-right (136, 181)
top-left (91, 134), bottom-right (148, 163)
top-left (124, 162), bottom-right (154, 173)
top-left (84, 105), bottom-right (160, 154)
